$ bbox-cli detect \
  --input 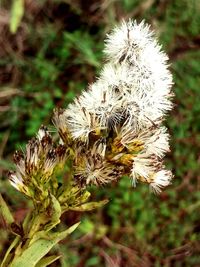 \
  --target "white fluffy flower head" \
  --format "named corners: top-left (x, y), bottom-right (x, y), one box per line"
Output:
top-left (52, 20), bottom-right (174, 193)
